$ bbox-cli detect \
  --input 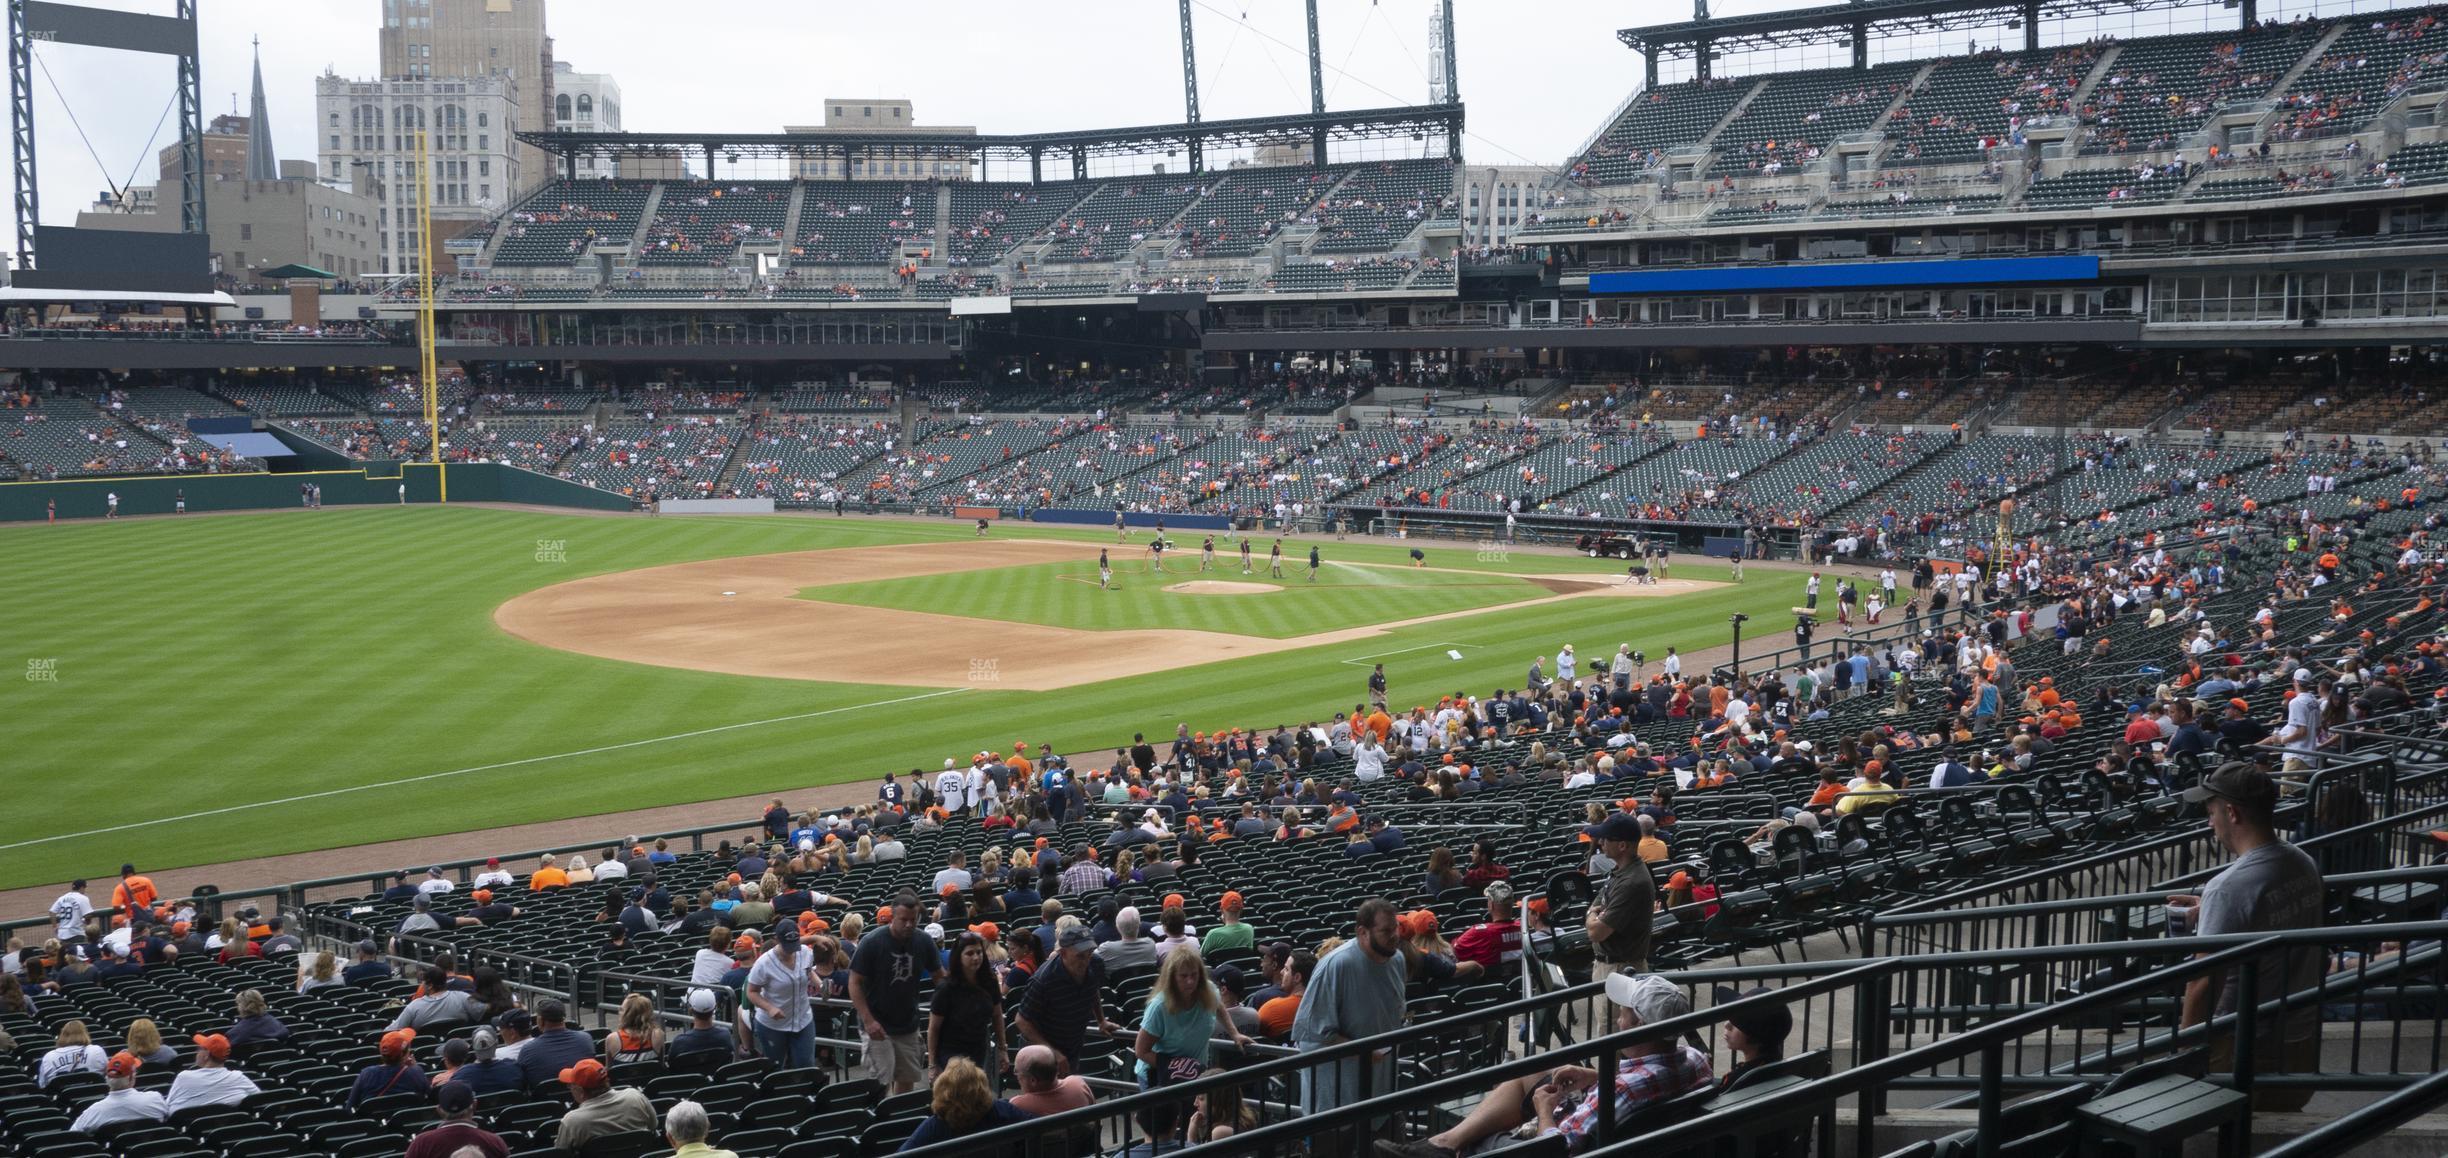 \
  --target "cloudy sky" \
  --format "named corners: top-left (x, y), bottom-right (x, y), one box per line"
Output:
top-left (11, 0), bottom-right (2306, 228)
